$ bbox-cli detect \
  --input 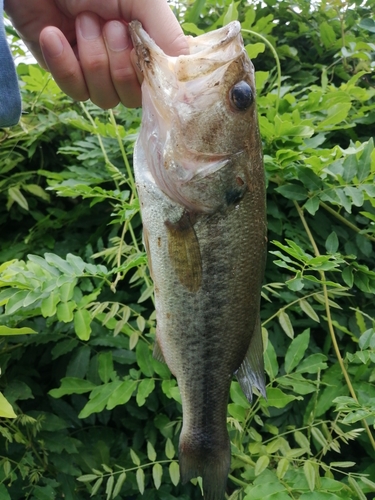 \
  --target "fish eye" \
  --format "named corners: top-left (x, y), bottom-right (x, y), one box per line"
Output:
top-left (229, 81), bottom-right (253, 111)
